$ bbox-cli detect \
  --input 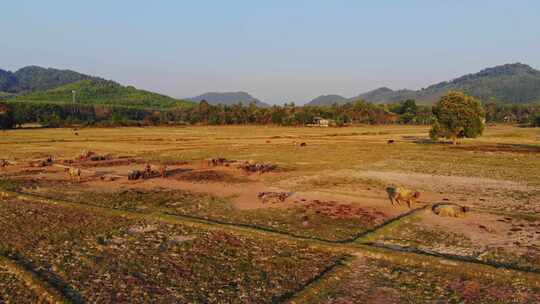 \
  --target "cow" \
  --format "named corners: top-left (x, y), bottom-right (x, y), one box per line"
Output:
top-left (66, 167), bottom-right (82, 182)
top-left (128, 170), bottom-right (143, 180)
top-left (0, 159), bottom-right (9, 168)
top-left (158, 165), bottom-right (167, 177)
top-left (432, 203), bottom-right (470, 218)
top-left (386, 185), bottom-right (421, 208)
